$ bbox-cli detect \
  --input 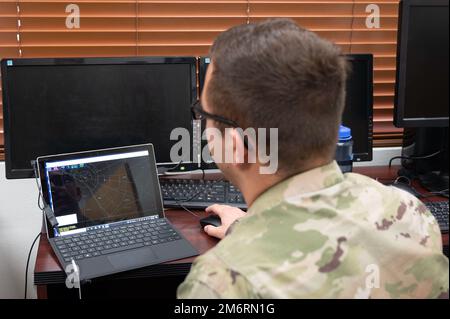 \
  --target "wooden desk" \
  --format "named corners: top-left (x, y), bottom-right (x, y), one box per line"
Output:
top-left (34, 209), bottom-right (217, 299)
top-left (33, 166), bottom-right (448, 298)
